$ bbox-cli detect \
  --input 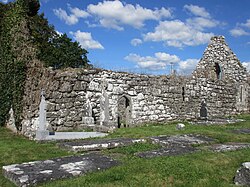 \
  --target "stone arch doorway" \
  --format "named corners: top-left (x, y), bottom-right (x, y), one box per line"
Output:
top-left (117, 95), bottom-right (131, 128)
